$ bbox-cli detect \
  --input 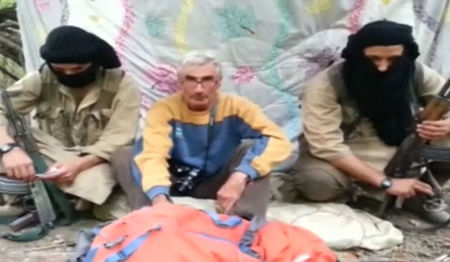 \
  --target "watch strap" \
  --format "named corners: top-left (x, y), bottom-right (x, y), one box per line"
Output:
top-left (380, 178), bottom-right (393, 190)
top-left (0, 143), bottom-right (20, 154)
